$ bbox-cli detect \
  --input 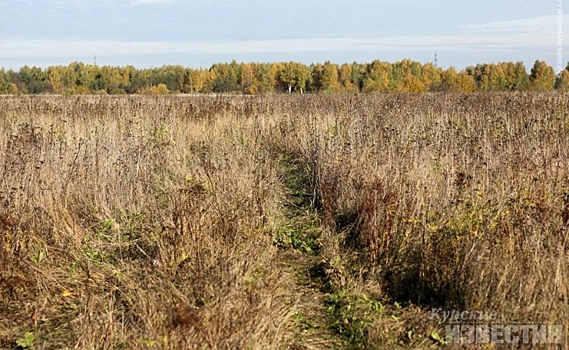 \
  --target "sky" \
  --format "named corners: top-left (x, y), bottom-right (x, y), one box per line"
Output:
top-left (0, 0), bottom-right (567, 72)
